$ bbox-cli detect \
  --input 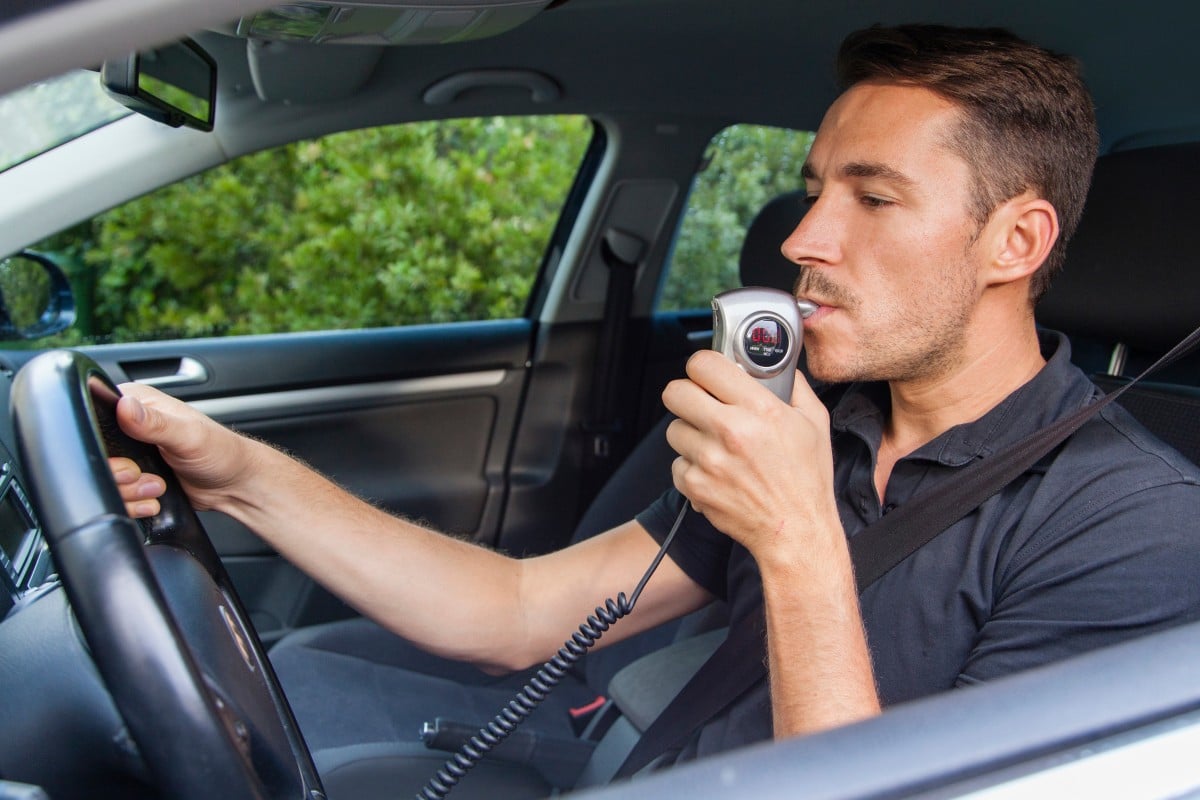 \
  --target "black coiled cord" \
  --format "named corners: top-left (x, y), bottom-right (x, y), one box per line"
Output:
top-left (416, 503), bottom-right (690, 800)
